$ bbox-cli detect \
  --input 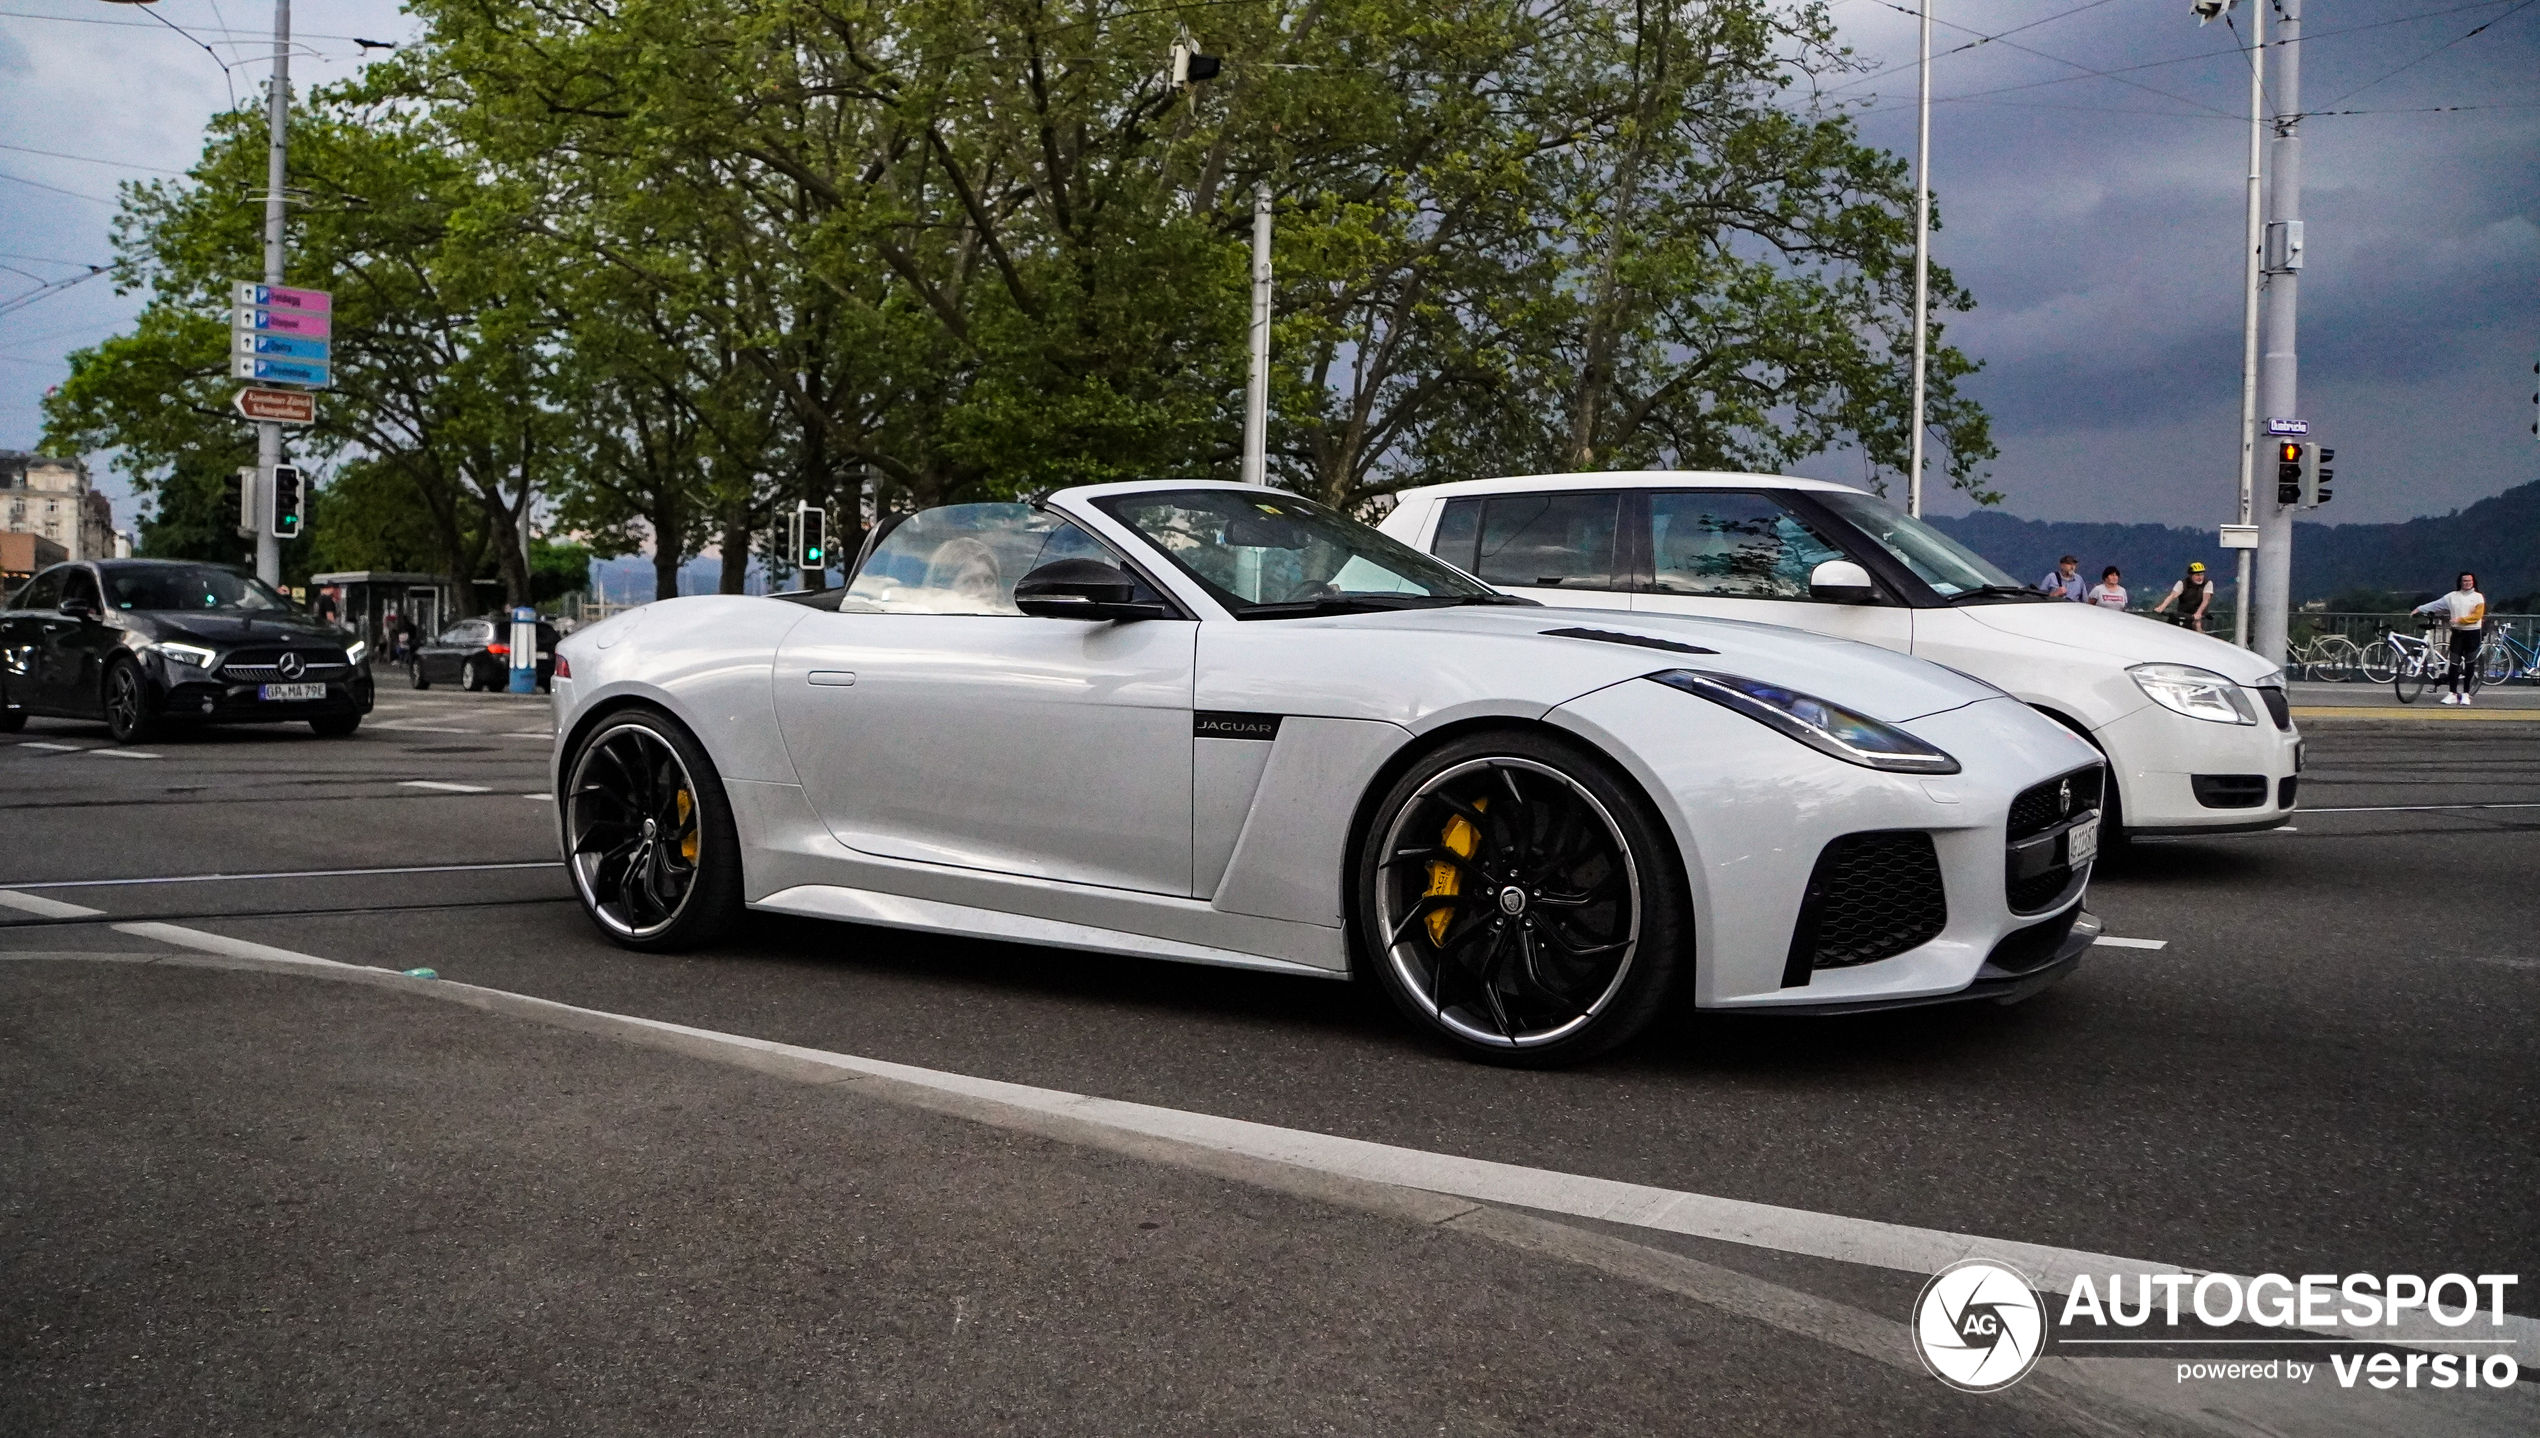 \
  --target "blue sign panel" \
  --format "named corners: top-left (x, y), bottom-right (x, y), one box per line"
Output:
top-left (233, 356), bottom-right (330, 387)
top-left (242, 333), bottom-right (330, 361)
